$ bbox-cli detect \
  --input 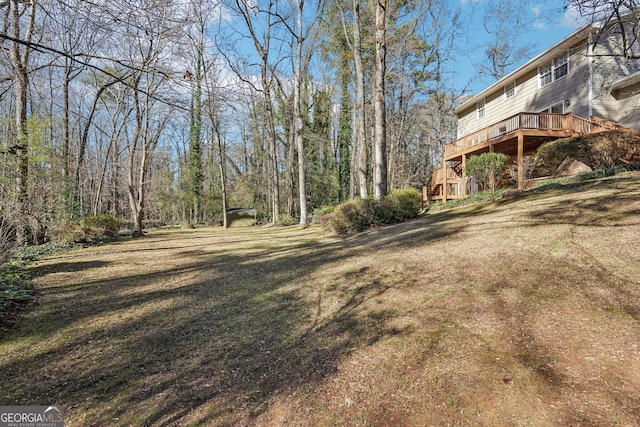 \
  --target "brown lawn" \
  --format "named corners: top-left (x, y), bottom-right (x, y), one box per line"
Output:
top-left (1, 172), bottom-right (640, 426)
